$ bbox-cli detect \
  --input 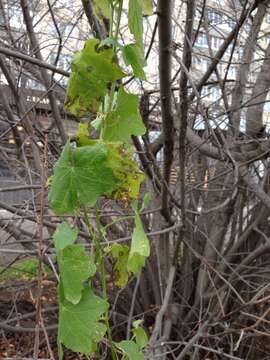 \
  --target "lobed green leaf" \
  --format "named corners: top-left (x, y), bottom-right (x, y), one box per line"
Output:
top-left (103, 87), bottom-right (146, 142)
top-left (48, 142), bottom-right (118, 214)
top-left (59, 287), bottom-right (108, 353)
top-left (59, 245), bottom-right (96, 304)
